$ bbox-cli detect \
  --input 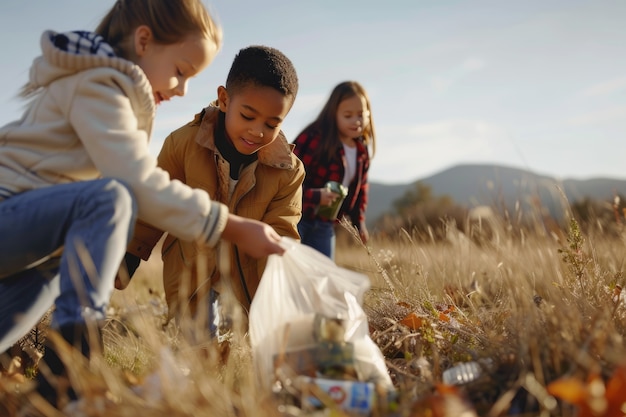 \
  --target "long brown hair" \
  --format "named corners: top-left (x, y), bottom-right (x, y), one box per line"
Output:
top-left (95, 0), bottom-right (222, 59)
top-left (299, 81), bottom-right (376, 162)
